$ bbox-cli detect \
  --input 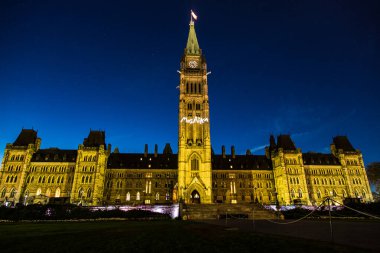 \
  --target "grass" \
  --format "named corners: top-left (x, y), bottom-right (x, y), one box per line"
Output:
top-left (0, 220), bottom-right (372, 253)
